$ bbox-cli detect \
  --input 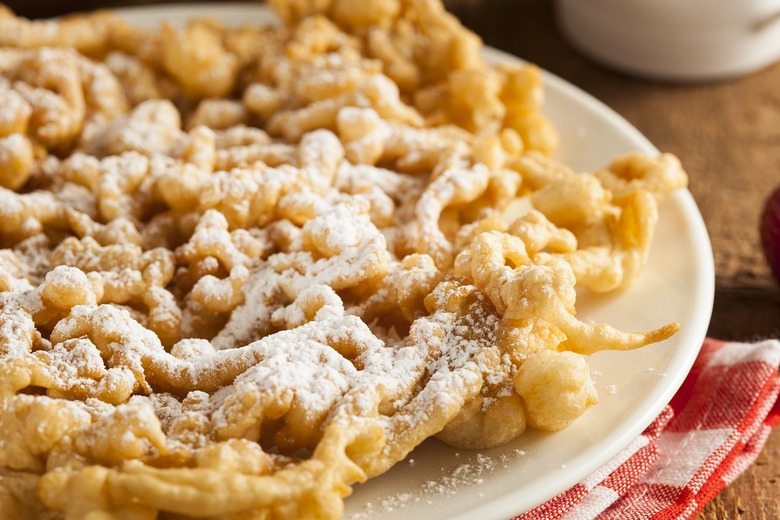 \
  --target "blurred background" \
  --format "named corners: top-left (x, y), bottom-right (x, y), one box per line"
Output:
top-left (7, 0), bottom-right (487, 18)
